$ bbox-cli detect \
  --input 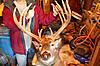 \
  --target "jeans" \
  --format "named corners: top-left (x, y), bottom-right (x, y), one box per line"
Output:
top-left (16, 54), bottom-right (27, 66)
